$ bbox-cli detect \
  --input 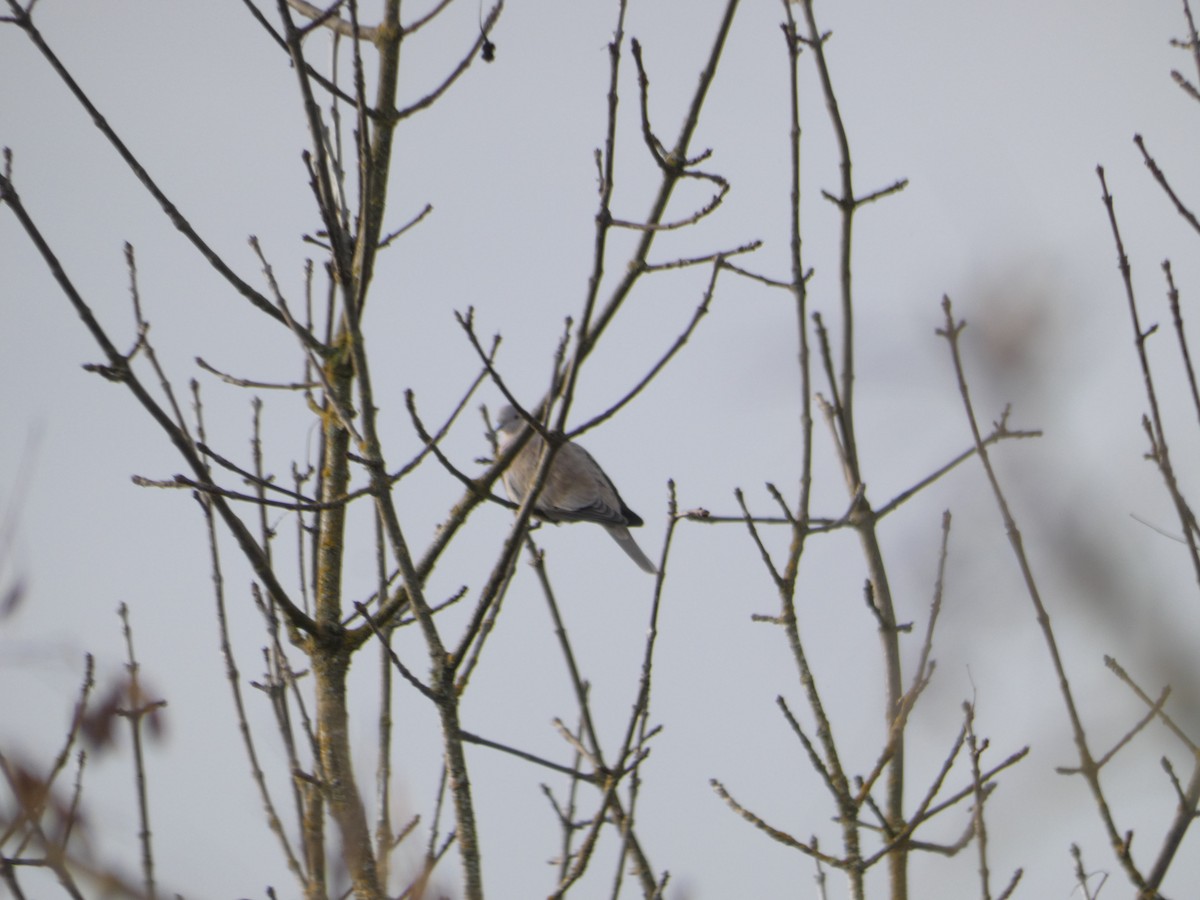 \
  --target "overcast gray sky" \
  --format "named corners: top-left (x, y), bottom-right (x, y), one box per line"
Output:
top-left (4, 1), bottom-right (1200, 897)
